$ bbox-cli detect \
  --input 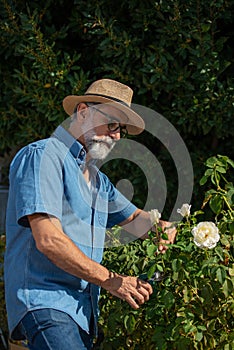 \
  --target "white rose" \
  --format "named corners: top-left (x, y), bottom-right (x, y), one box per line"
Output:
top-left (149, 209), bottom-right (161, 225)
top-left (192, 221), bottom-right (220, 249)
top-left (177, 203), bottom-right (191, 217)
